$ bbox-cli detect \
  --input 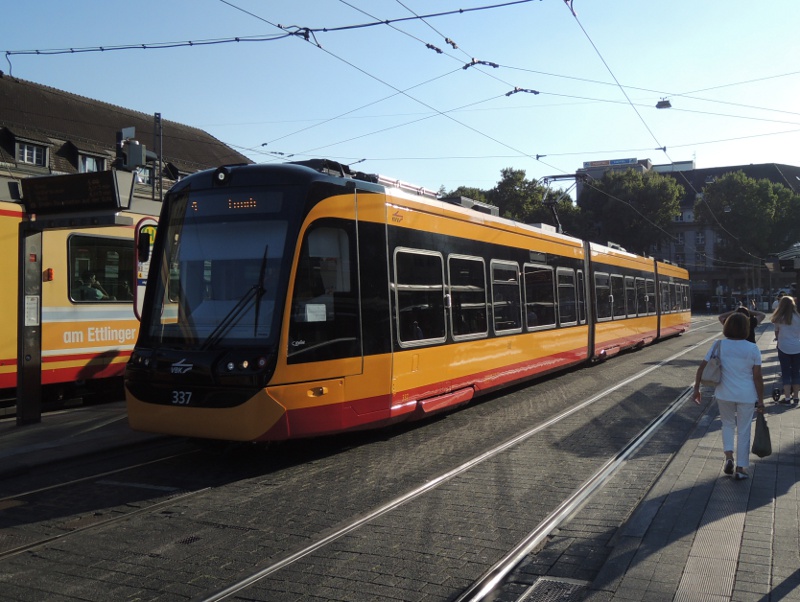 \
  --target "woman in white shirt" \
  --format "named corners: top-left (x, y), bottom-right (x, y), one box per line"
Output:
top-left (771, 296), bottom-right (800, 404)
top-left (693, 312), bottom-right (764, 480)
